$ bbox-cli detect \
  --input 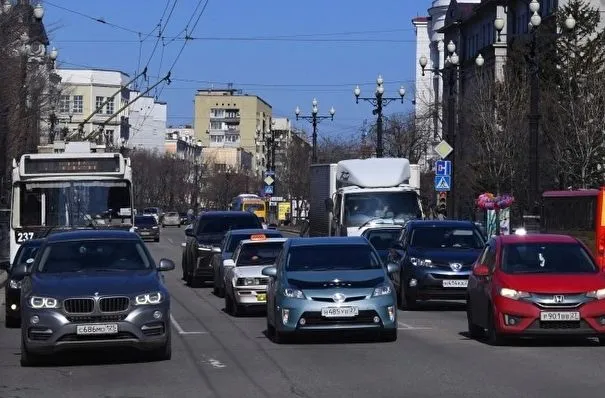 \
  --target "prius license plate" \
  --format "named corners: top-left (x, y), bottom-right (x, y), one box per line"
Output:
top-left (321, 307), bottom-right (359, 318)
